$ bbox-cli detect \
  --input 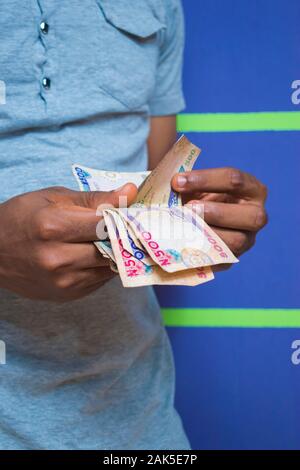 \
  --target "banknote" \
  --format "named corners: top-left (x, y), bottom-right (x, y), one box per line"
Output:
top-left (107, 209), bottom-right (155, 267)
top-left (116, 206), bottom-right (238, 273)
top-left (103, 209), bottom-right (214, 287)
top-left (95, 240), bottom-right (116, 263)
top-left (125, 220), bottom-right (147, 252)
top-left (72, 165), bottom-right (149, 192)
top-left (135, 135), bottom-right (200, 207)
